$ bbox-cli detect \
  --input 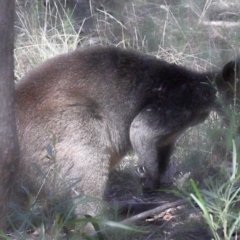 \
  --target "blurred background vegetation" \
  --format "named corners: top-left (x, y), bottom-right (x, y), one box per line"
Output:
top-left (15, 0), bottom-right (240, 77)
